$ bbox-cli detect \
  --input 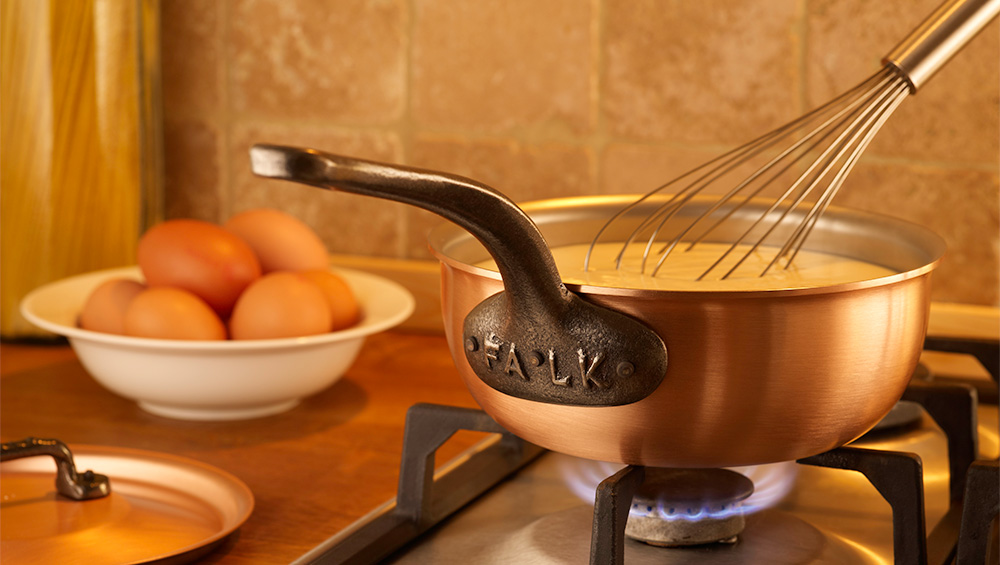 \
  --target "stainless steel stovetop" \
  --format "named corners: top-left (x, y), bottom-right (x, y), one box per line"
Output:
top-left (385, 404), bottom-right (997, 564)
top-left (299, 348), bottom-right (999, 565)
